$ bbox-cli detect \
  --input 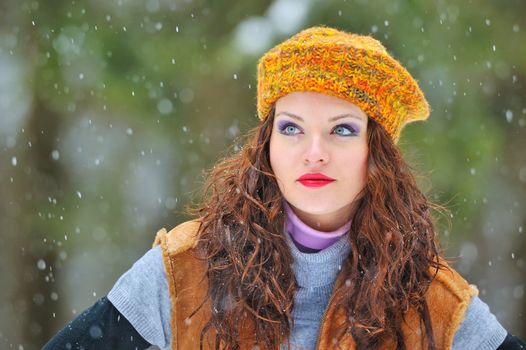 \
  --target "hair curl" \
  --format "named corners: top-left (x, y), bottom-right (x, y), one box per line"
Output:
top-left (188, 107), bottom-right (446, 349)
